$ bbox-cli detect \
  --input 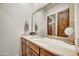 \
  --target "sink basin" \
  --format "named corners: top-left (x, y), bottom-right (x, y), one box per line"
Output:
top-left (32, 36), bottom-right (44, 40)
top-left (26, 35), bottom-right (51, 40)
top-left (31, 36), bottom-right (51, 40)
